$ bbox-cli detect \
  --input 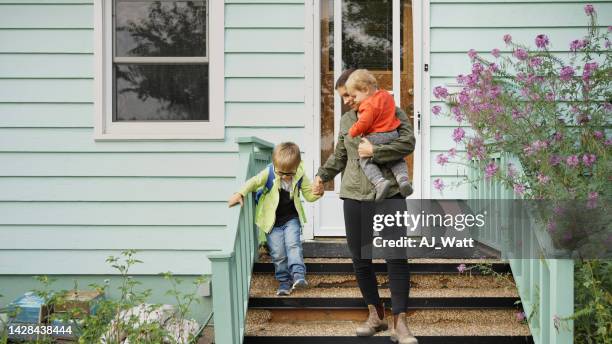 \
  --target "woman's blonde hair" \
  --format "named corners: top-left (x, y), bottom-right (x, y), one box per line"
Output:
top-left (272, 142), bottom-right (301, 172)
top-left (345, 69), bottom-right (378, 93)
